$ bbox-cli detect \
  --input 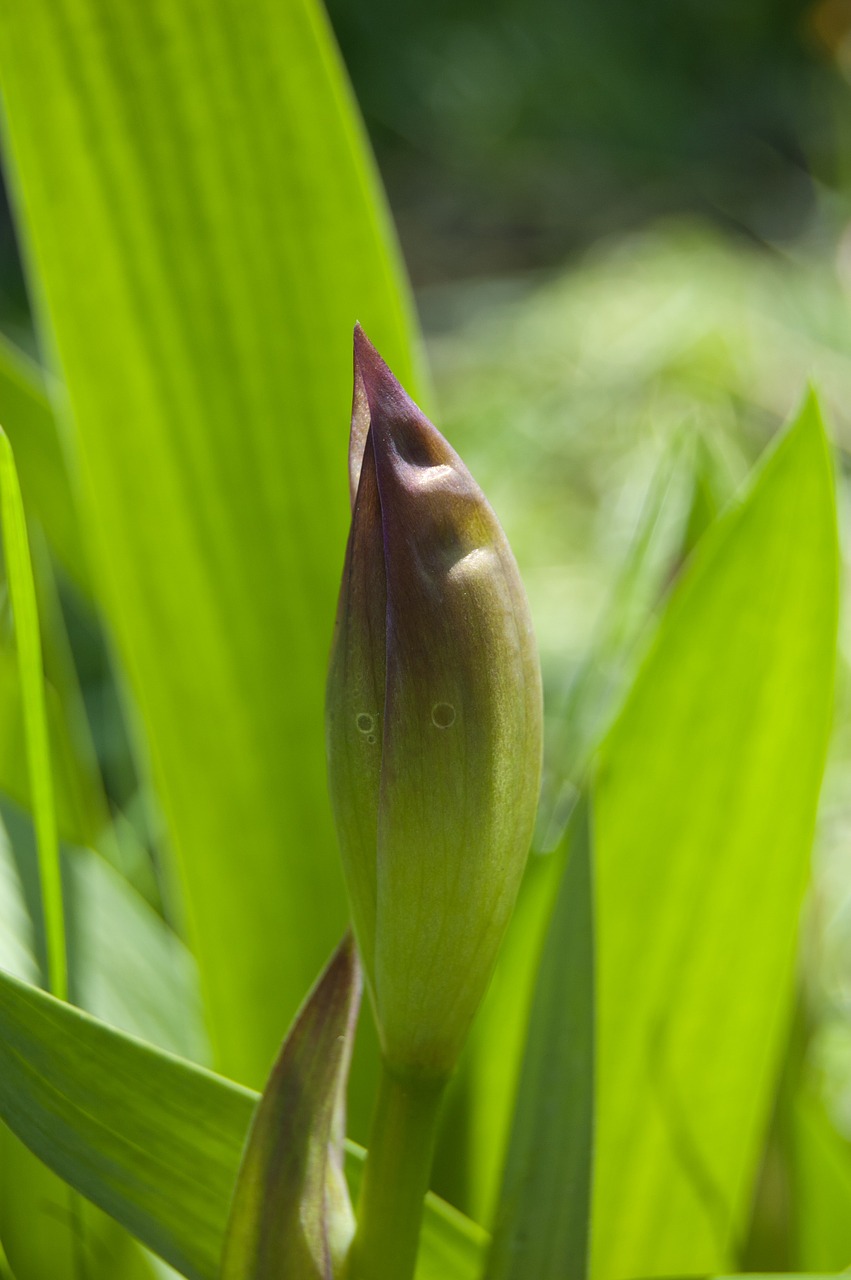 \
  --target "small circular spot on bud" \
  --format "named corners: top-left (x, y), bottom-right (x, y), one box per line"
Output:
top-left (356, 713), bottom-right (375, 734)
top-left (367, 734), bottom-right (376, 744)
top-left (431, 702), bottom-right (456, 729)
